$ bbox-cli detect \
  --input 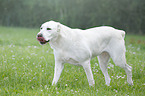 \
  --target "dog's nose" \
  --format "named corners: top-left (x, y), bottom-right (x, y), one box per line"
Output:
top-left (37, 33), bottom-right (43, 37)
